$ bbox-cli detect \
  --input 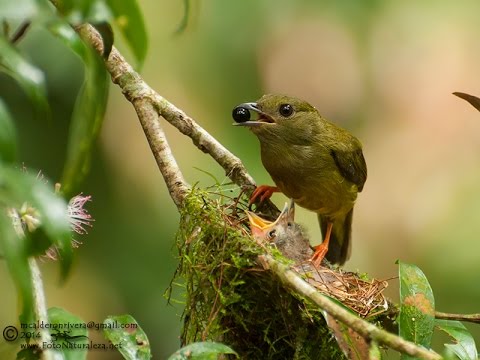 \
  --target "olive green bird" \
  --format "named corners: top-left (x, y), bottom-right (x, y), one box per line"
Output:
top-left (232, 94), bottom-right (367, 266)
